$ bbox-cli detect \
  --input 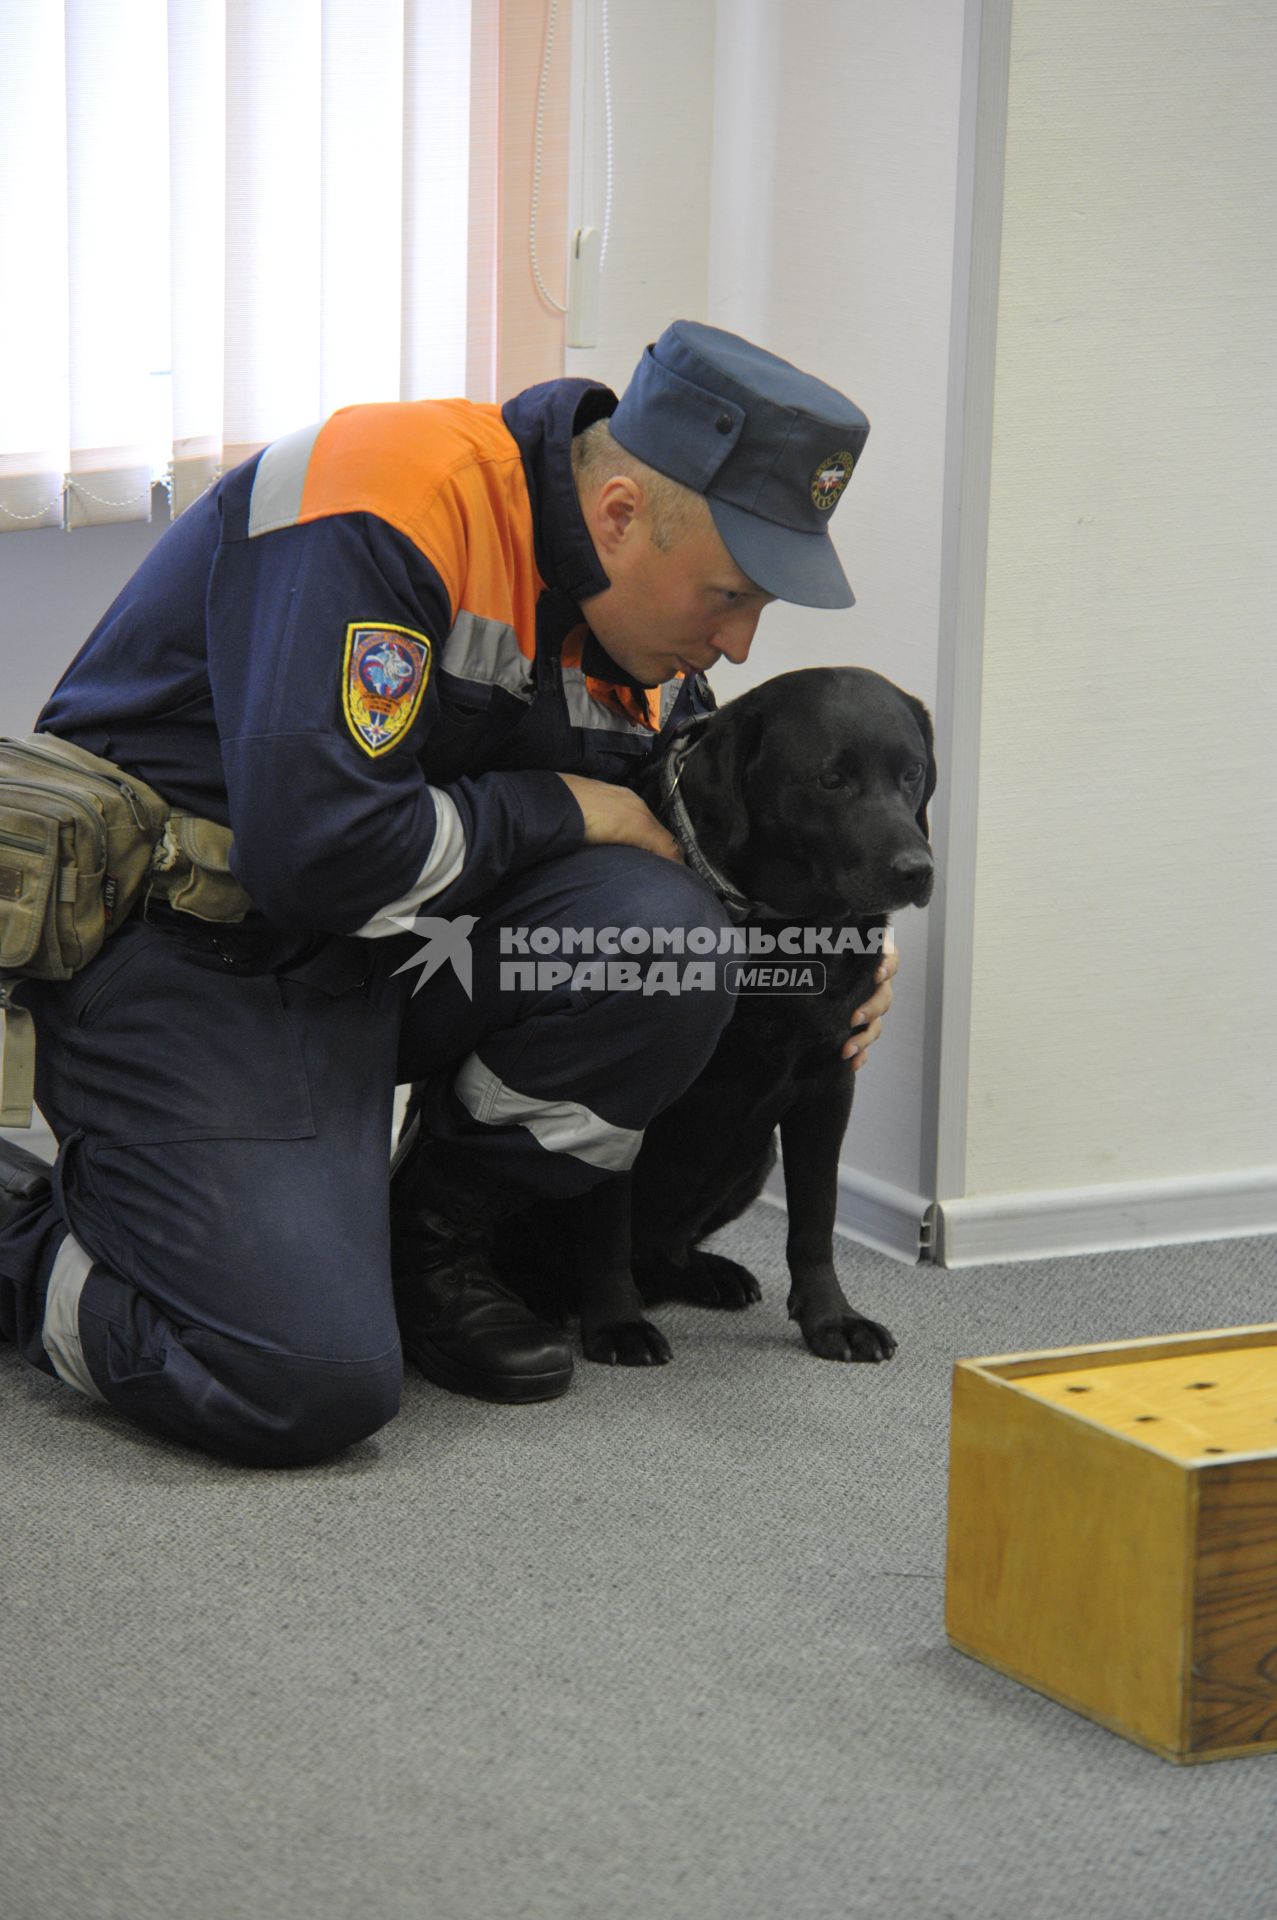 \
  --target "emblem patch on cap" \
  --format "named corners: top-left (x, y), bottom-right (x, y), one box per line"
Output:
top-left (342, 624), bottom-right (431, 756)
top-left (810, 451), bottom-right (856, 513)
